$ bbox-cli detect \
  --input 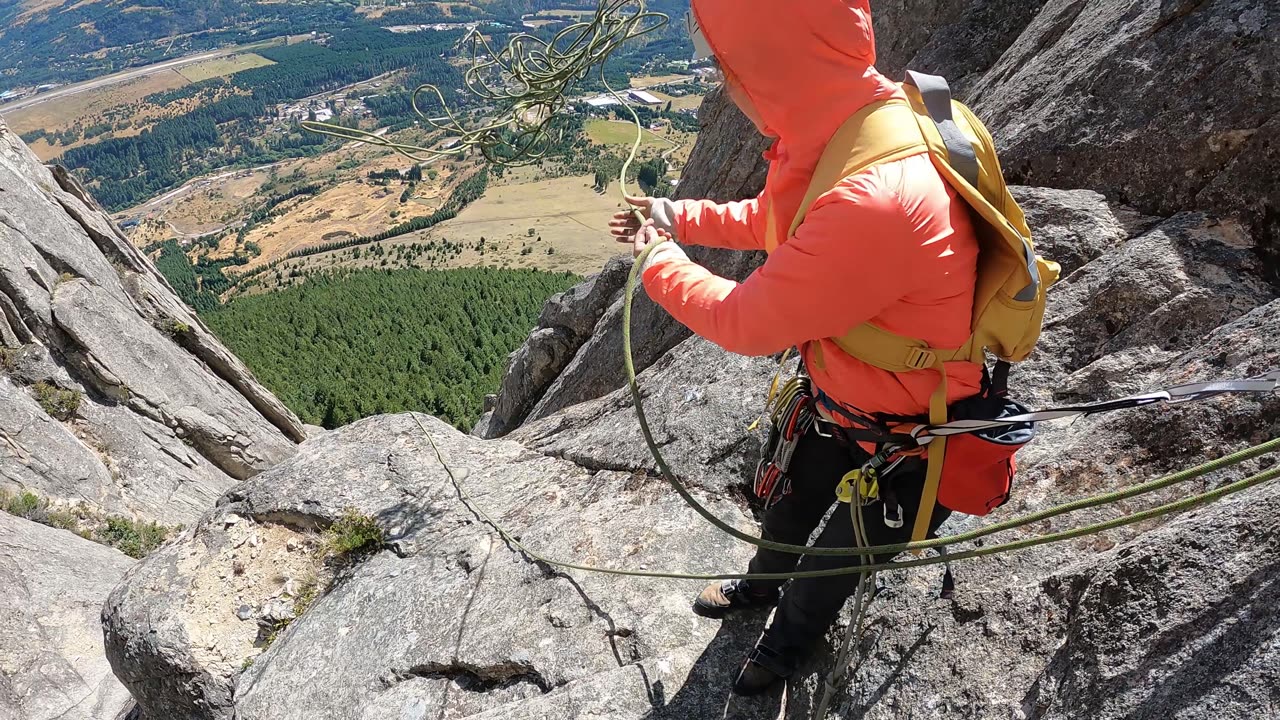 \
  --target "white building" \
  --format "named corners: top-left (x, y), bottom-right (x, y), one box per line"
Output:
top-left (627, 90), bottom-right (663, 105)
